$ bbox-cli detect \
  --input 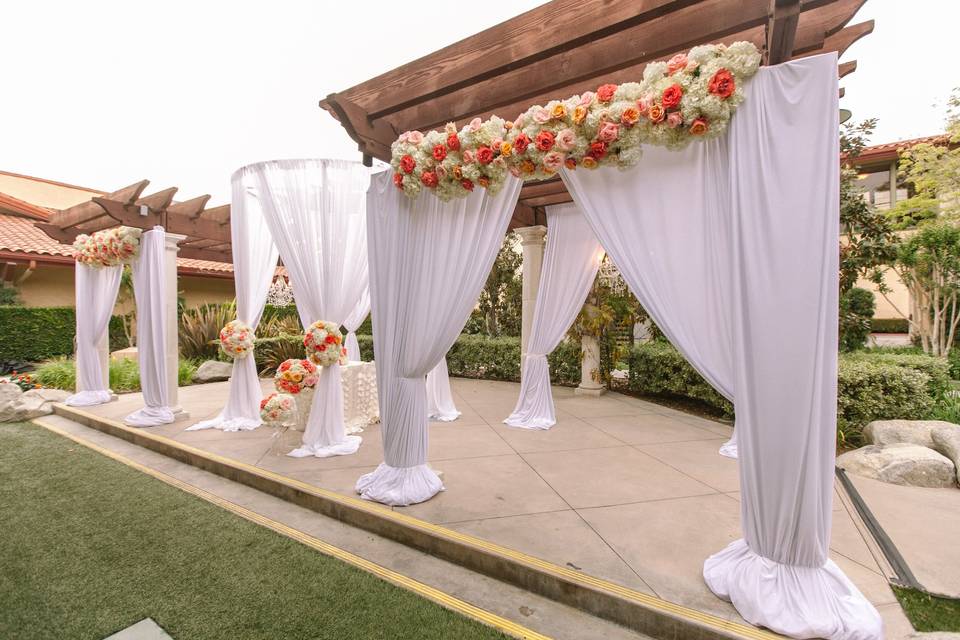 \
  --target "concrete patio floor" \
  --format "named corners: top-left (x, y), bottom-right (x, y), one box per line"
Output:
top-left (79, 377), bottom-right (919, 637)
